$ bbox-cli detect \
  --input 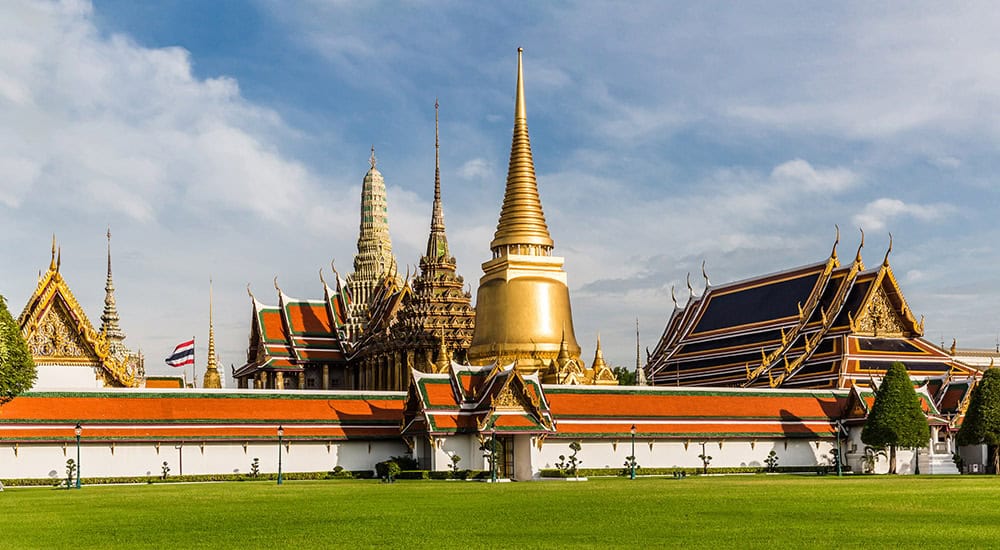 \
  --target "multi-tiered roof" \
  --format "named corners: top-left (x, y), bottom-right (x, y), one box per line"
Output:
top-left (645, 231), bottom-right (980, 408)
